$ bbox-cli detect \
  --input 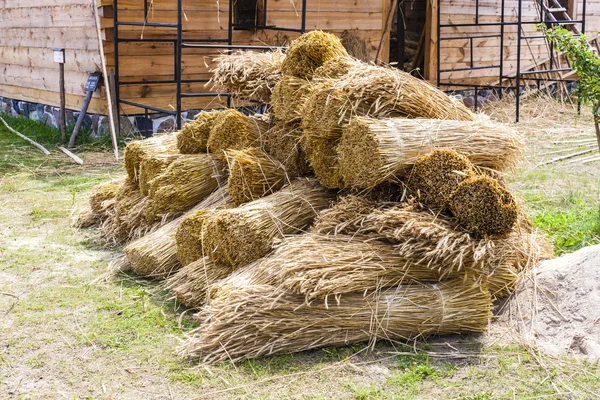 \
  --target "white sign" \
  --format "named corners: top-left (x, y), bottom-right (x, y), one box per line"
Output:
top-left (53, 50), bottom-right (65, 64)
